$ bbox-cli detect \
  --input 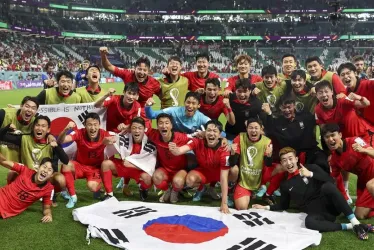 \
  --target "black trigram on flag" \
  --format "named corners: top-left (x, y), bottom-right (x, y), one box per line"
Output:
top-left (227, 237), bottom-right (277, 250)
top-left (78, 110), bottom-right (90, 124)
top-left (233, 212), bottom-right (274, 227)
top-left (119, 135), bottom-right (130, 148)
top-left (93, 227), bottom-right (129, 246)
top-left (112, 206), bottom-right (157, 219)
